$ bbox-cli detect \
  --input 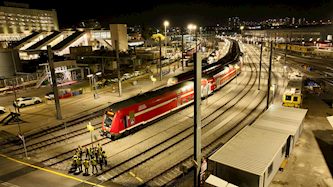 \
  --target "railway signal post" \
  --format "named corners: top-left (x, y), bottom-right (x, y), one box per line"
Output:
top-left (194, 51), bottom-right (202, 186)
